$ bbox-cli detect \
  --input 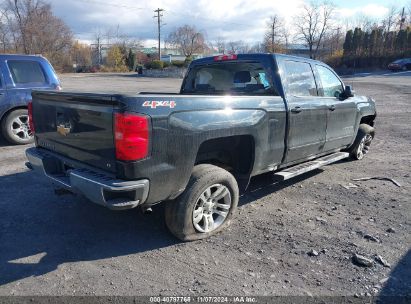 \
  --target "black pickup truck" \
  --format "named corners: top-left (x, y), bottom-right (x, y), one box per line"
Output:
top-left (26, 54), bottom-right (376, 241)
